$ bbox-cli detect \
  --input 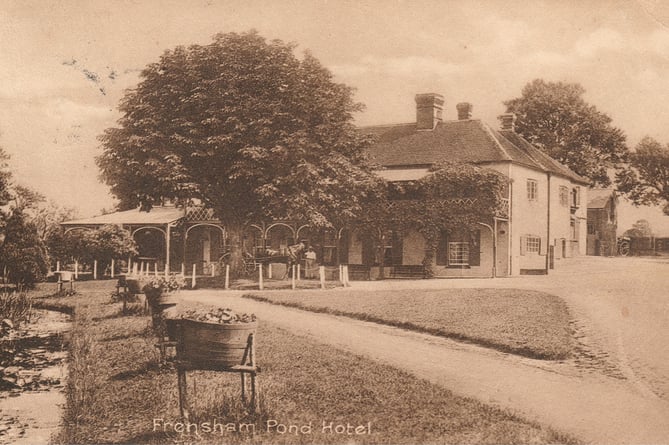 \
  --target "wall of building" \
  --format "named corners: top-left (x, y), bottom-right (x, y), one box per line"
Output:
top-left (508, 164), bottom-right (549, 274)
top-left (402, 230), bottom-right (426, 264)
